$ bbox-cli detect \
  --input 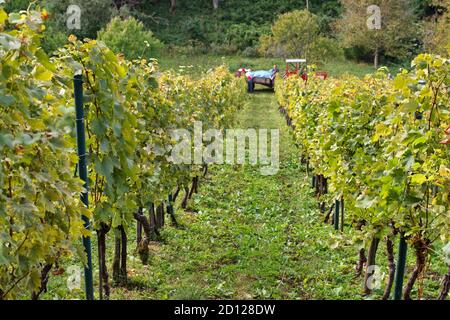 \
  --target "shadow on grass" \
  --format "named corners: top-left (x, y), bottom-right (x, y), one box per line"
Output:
top-left (248, 88), bottom-right (275, 94)
top-left (114, 278), bottom-right (157, 292)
